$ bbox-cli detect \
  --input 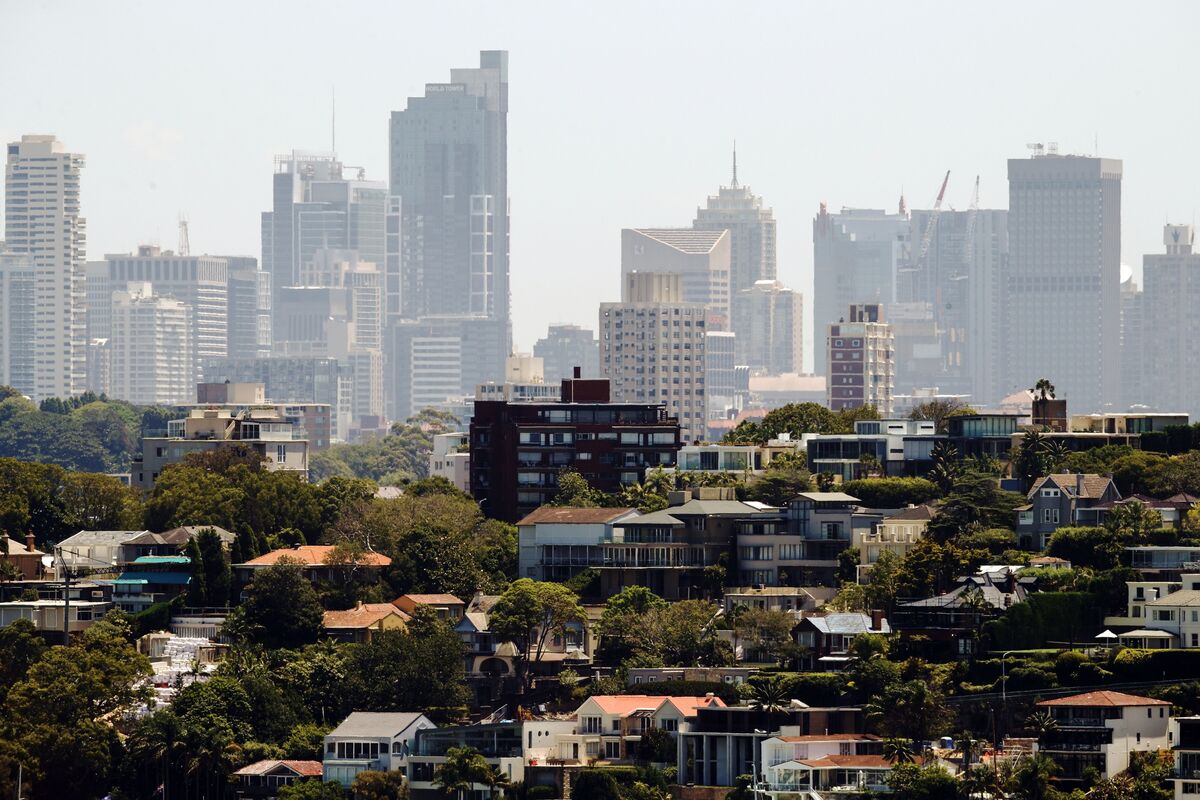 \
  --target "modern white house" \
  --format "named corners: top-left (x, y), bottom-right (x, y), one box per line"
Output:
top-left (759, 734), bottom-right (891, 796)
top-left (428, 432), bottom-right (470, 493)
top-left (515, 506), bottom-right (640, 581)
top-left (322, 711), bottom-right (437, 787)
top-left (562, 695), bottom-right (726, 762)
